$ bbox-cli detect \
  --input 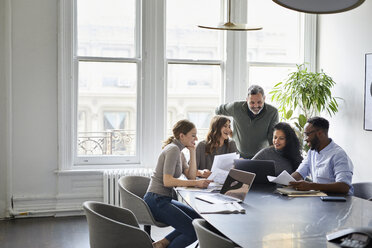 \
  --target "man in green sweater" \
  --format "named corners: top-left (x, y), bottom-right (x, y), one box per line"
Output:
top-left (216, 85), bottom-right (279, 159)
